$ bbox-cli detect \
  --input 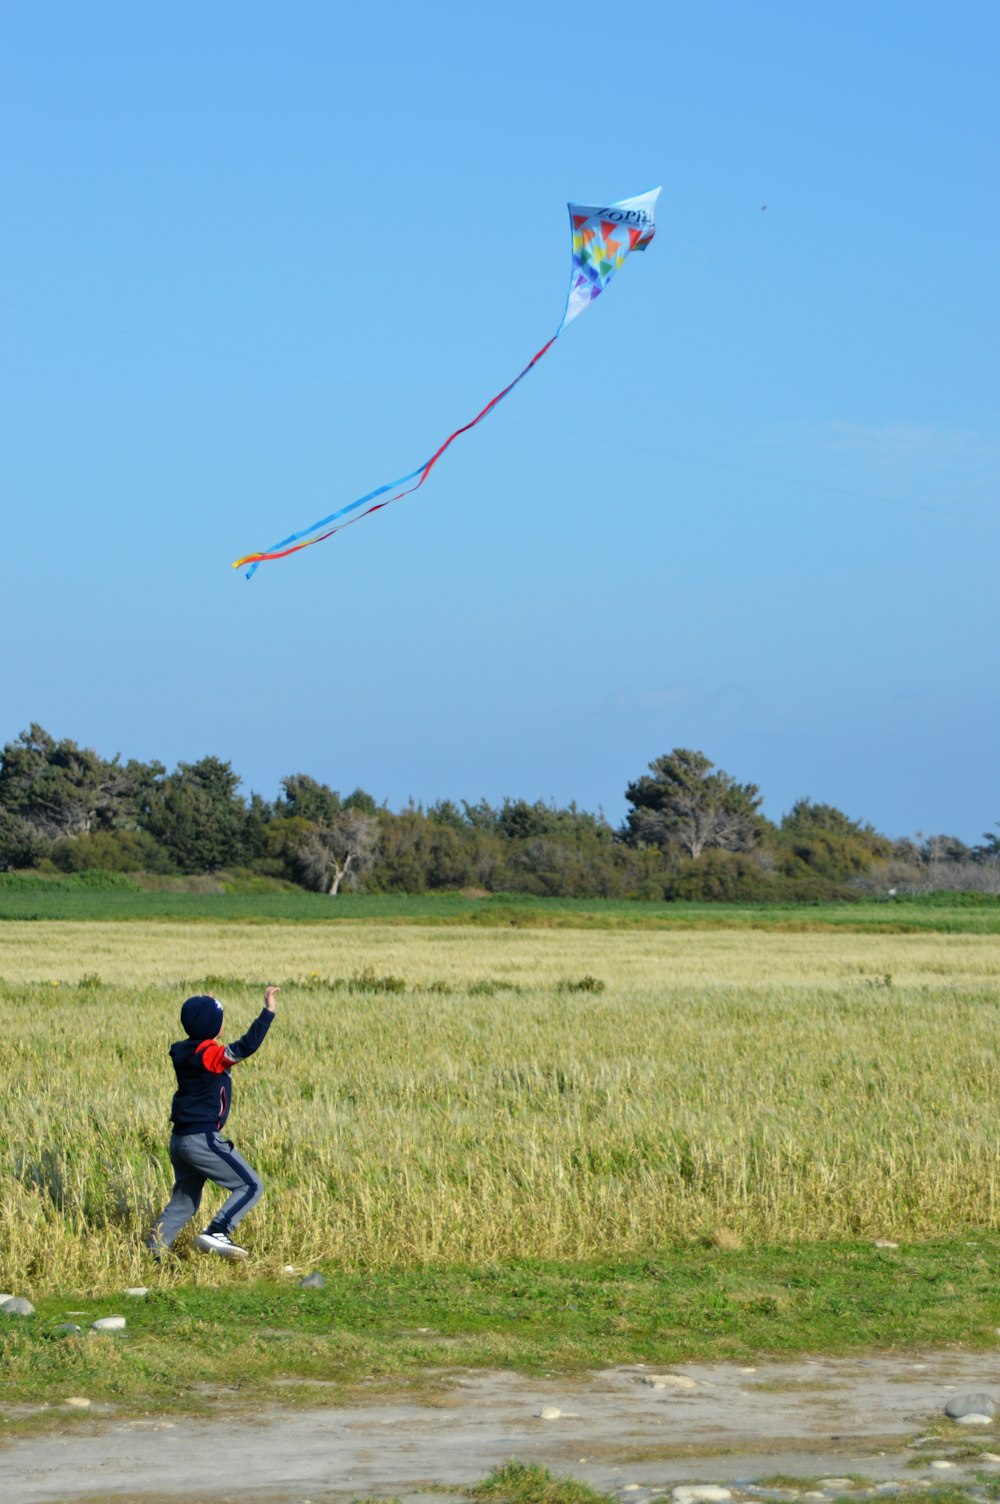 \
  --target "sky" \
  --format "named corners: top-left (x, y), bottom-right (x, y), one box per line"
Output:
top-left (1, 1), bottom-right (997, 842)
